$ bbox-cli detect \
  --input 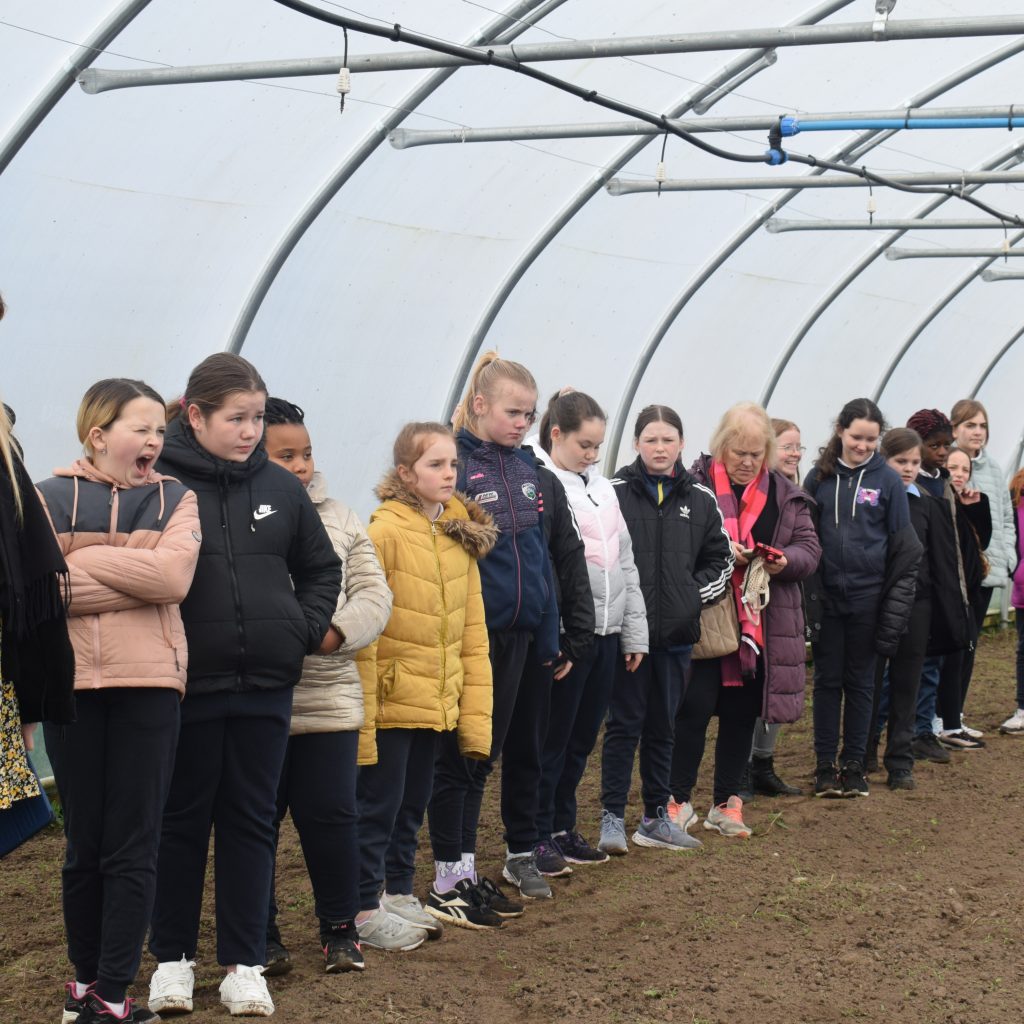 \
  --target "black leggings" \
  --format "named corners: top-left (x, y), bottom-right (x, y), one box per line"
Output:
top-left (937, 585), bottom-right (991, 730)
top-left (670, 659), bottom-right (763, 808)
